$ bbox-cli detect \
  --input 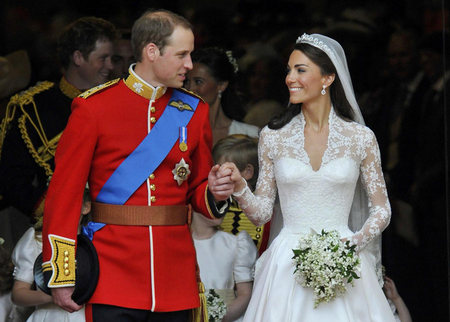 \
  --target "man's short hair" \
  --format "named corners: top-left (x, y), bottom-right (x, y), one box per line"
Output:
top-left (131, 9), bottom-right (192, 62)
top-left (57, 17), bottom-right (117, 69)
